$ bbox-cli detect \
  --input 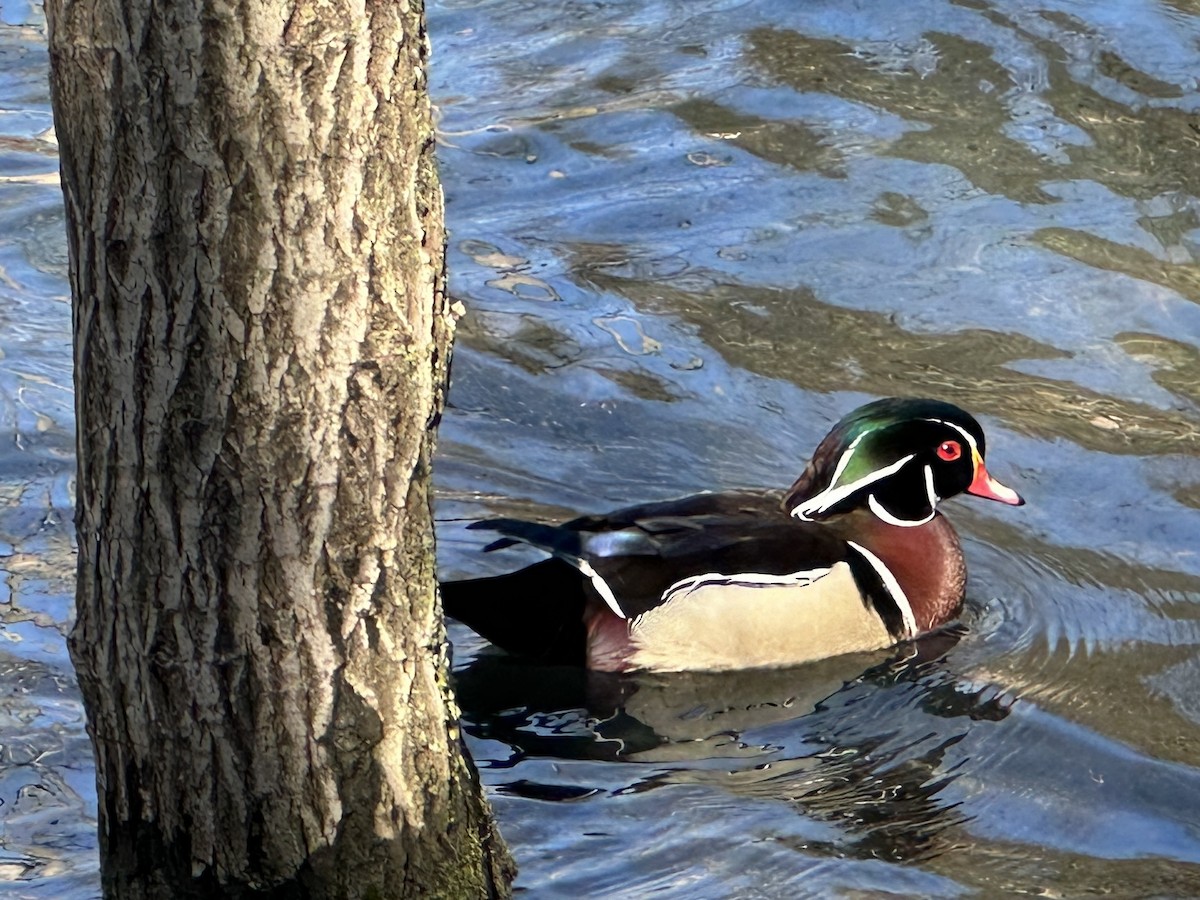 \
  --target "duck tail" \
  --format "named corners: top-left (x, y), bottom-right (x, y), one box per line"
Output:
top-left (440, 558), bottom-right (588, 664)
